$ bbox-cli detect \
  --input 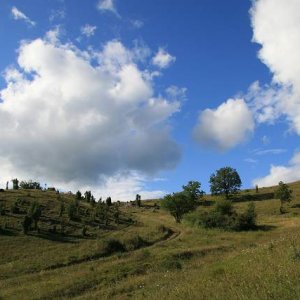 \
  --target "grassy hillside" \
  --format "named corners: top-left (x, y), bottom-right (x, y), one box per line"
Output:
top-left (1, 183), bottom-right (300, 299)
